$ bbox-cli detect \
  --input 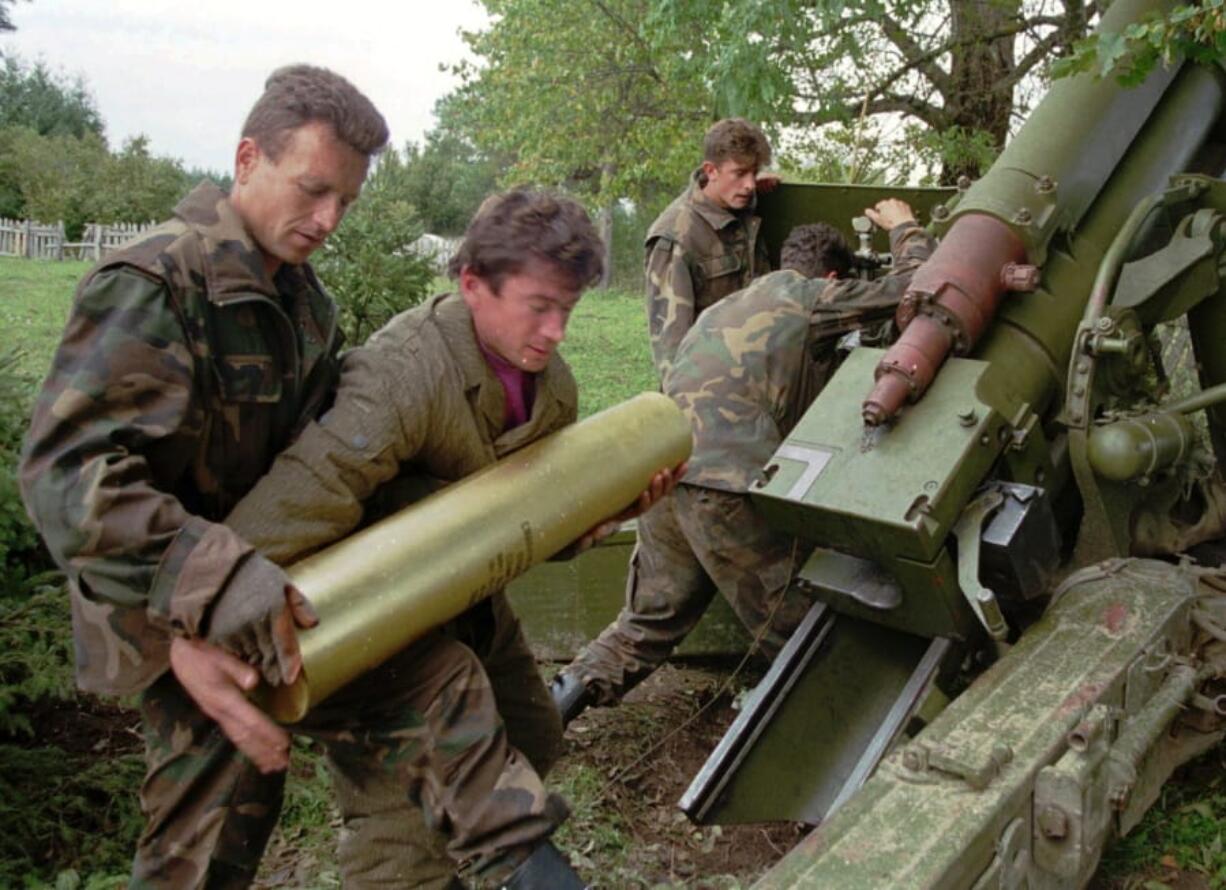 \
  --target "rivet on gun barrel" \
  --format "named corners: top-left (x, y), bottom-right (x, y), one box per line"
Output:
top-left (256, 392), bottom-right (692, 723)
